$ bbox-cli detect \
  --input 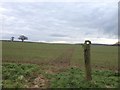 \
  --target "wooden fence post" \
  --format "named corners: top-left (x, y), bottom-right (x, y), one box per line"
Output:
top-left (83, 40), bottom-right (92, 81)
